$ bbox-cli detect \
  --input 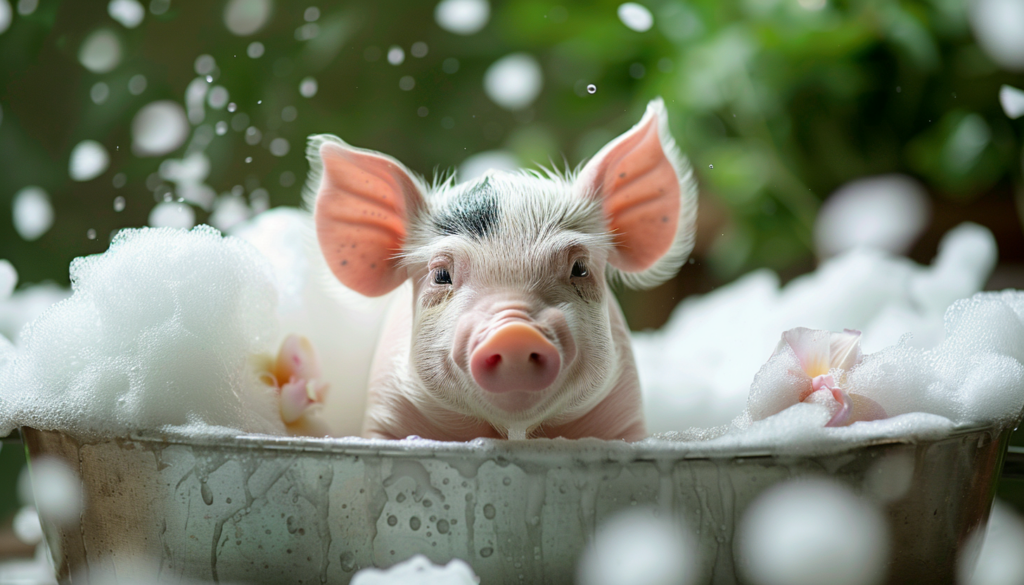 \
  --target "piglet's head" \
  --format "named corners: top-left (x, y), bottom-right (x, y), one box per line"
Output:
top-left (311, 98), bottom-right (696, 435)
